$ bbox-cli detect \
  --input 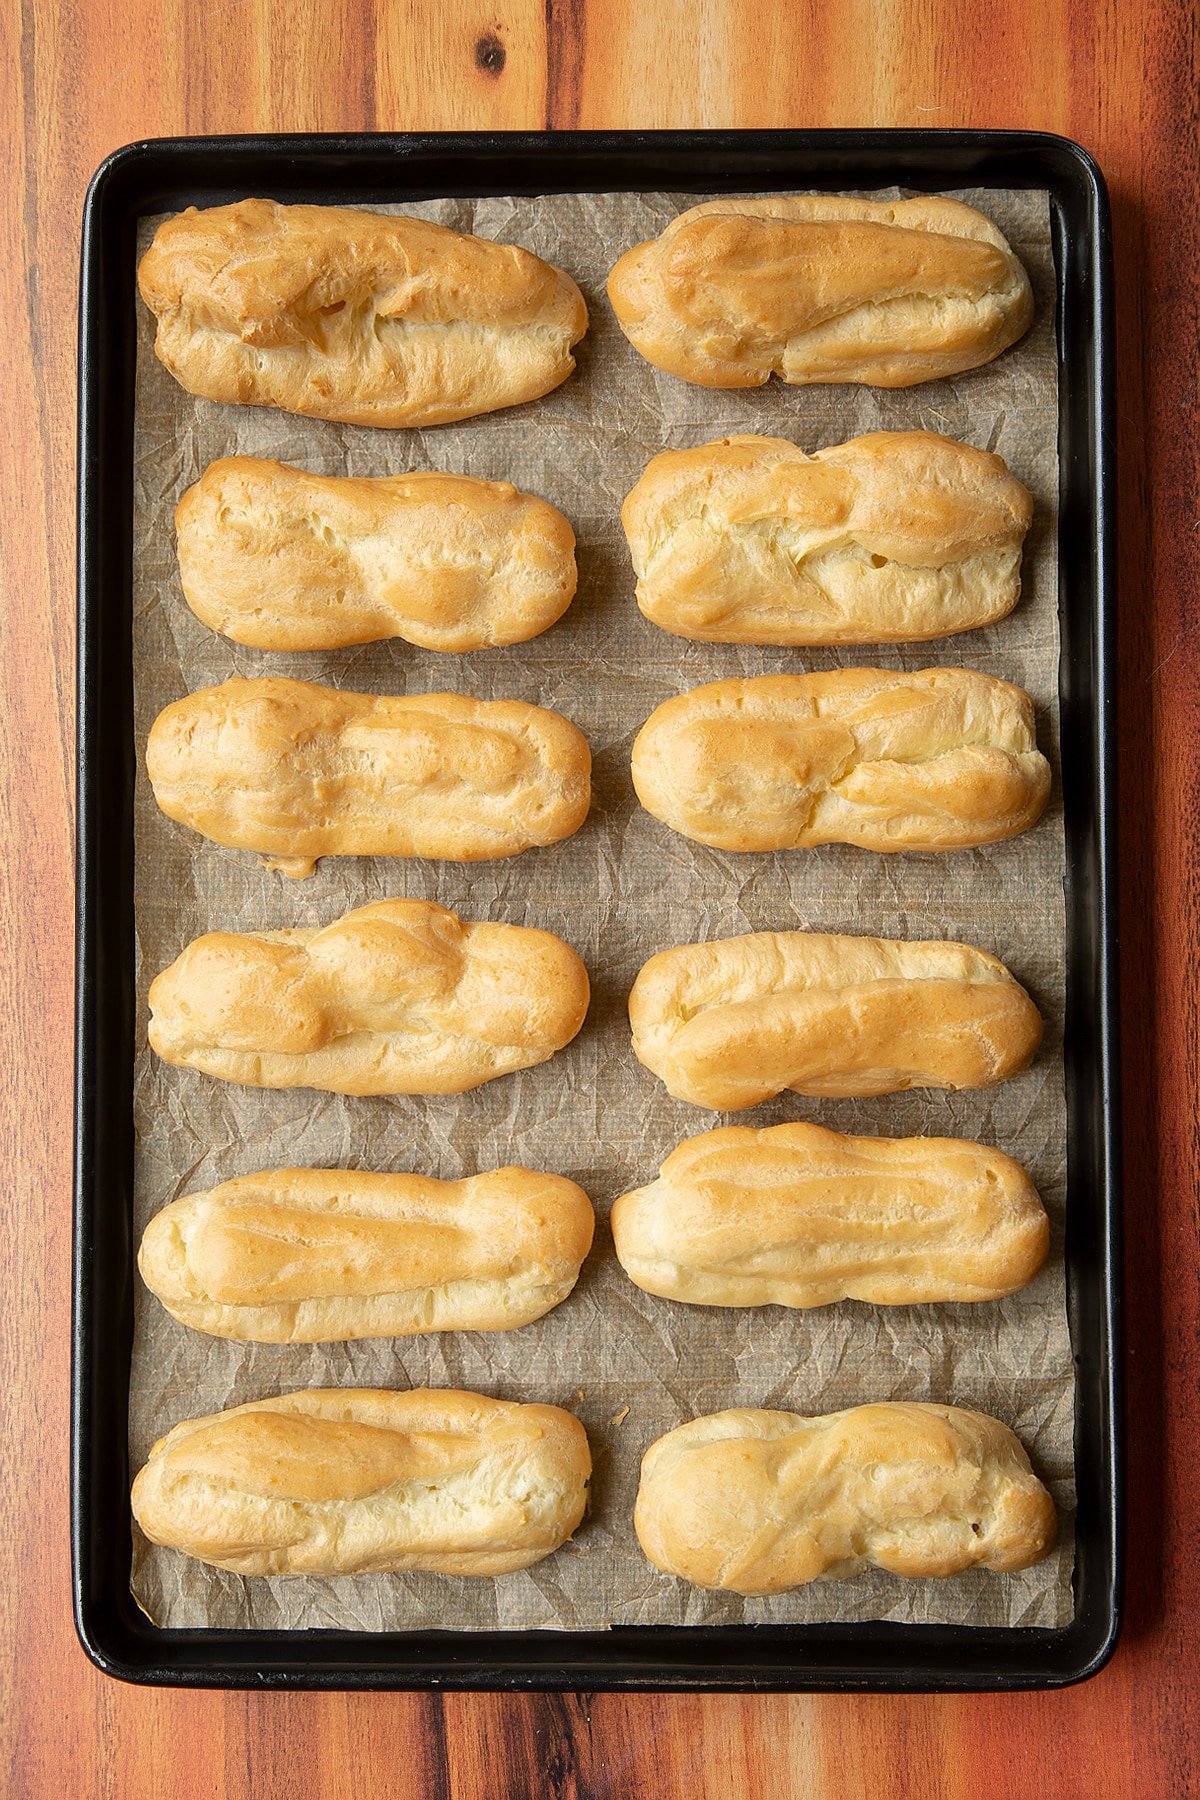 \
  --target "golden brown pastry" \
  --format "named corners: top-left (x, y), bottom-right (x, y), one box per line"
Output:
top-left (611, 1123), bottom-right (1048, 1308)
top-left (176, 457), bottom-right (577, 652)
top-left (138, 199), bottom-right (588, 427)
top-left (634, 1401), bottom-right (1056, 1593)
top-left (139, 1166), bottom-right (596, 1342)
top-left (147, 898), bottom-right (590, 1097)
top-left (628, 929), bottom-right (1042, 1110)
top-left (631, 668), bottom-right (1050, 853)
top-left (621, 431), bottom-right (1033, 644)
top-left (146, 677), bottom-right (592, 876)
top-left (607, 193), bottom-right (1033, 389)
top-left (131, 1387), bottom-right (592, 1576)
